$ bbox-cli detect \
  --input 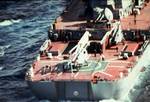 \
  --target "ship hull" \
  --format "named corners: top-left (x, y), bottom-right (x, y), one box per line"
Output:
top-left (27, 80), bottom-right (123, 101)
